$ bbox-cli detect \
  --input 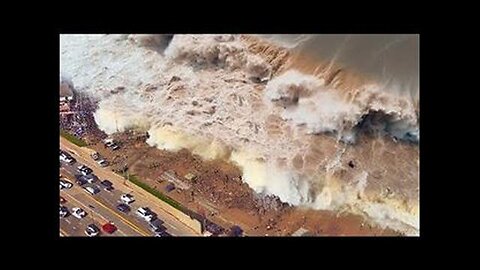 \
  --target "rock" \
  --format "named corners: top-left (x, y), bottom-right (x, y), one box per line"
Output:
top-left (144, 84), bottom-right (157, 92)
top-left (203, 106), bottom-right (216, 115)
top-left (348, 160), bottom-right (355, 168)
top-left (169, 76), bottom-right (181, 84)
top-left (110, 86), bottom-right (125, 94)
